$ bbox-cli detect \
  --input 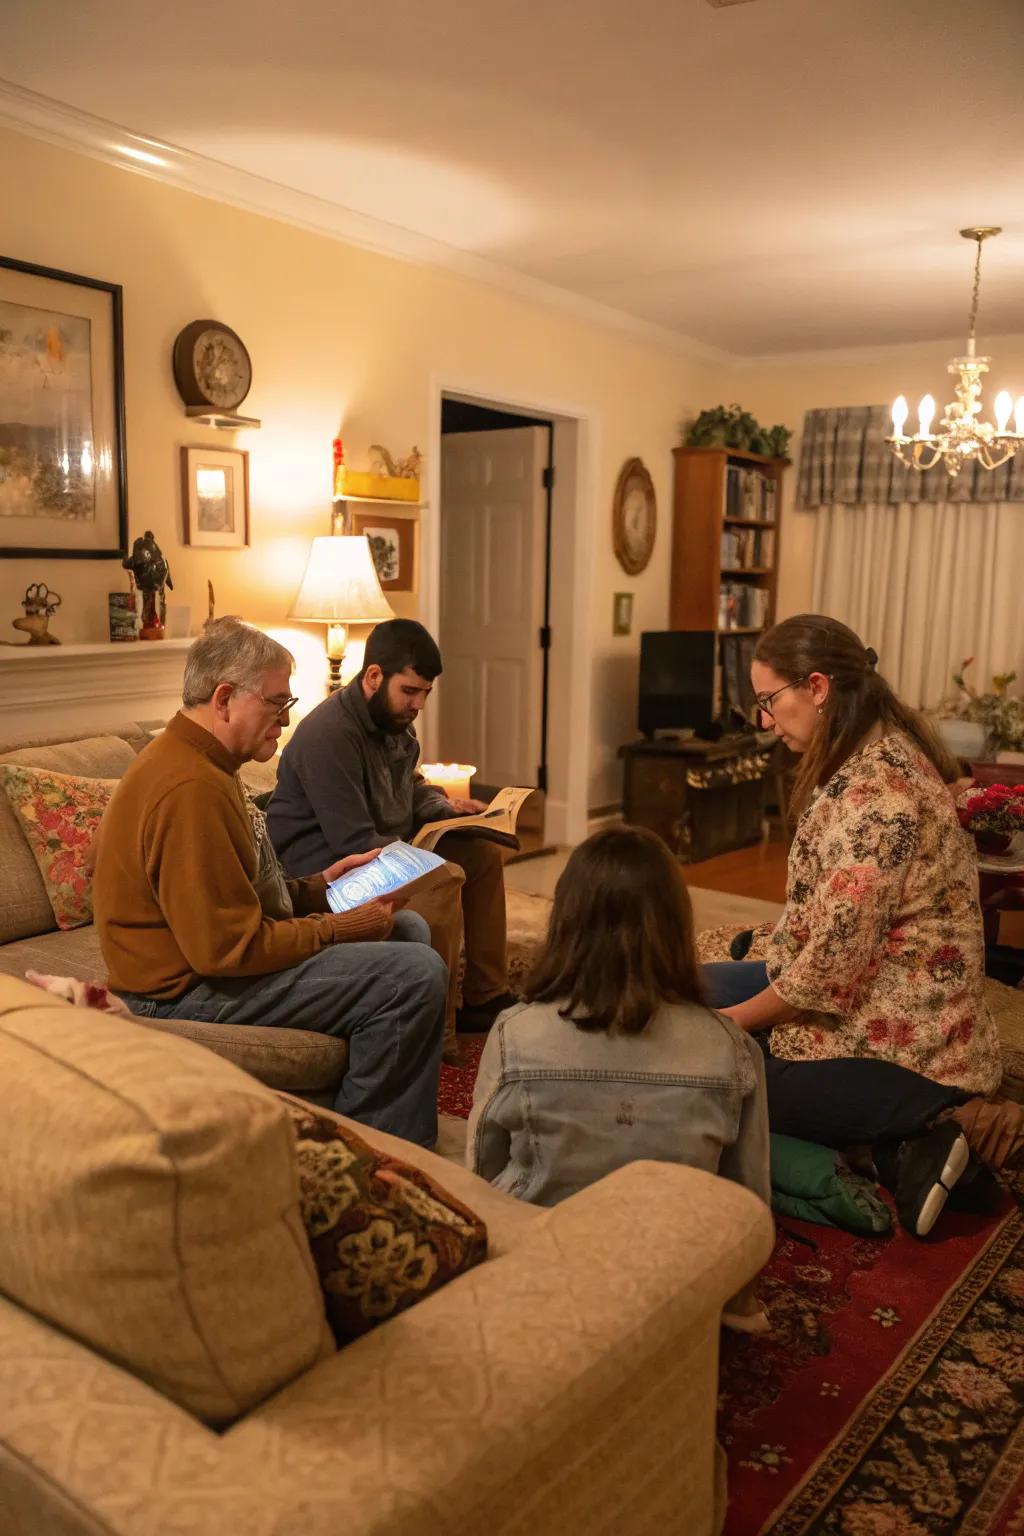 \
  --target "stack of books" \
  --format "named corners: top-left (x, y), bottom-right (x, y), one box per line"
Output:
top-left (721, 525), bottom-right (775, 570)
top-left (723, 466), bottom-right (777, 522)
top-left (719, 582), bottom-right (770, 630)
